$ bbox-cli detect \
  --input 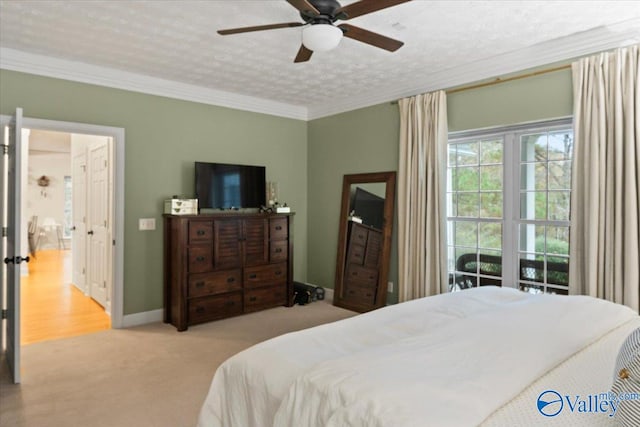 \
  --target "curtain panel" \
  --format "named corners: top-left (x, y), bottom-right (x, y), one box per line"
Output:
top-left (397, 91), bottom-right (448, 302)
top-left (569, 44), bottom-right (640, 311)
